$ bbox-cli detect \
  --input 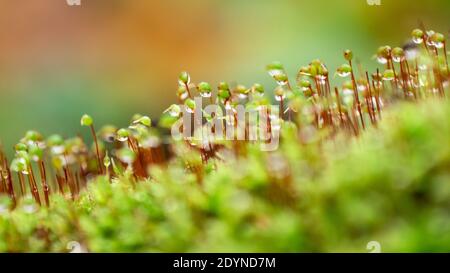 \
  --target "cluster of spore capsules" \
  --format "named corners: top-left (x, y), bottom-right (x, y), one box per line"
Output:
top-left (0, 27), bottom-right (448, 208)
